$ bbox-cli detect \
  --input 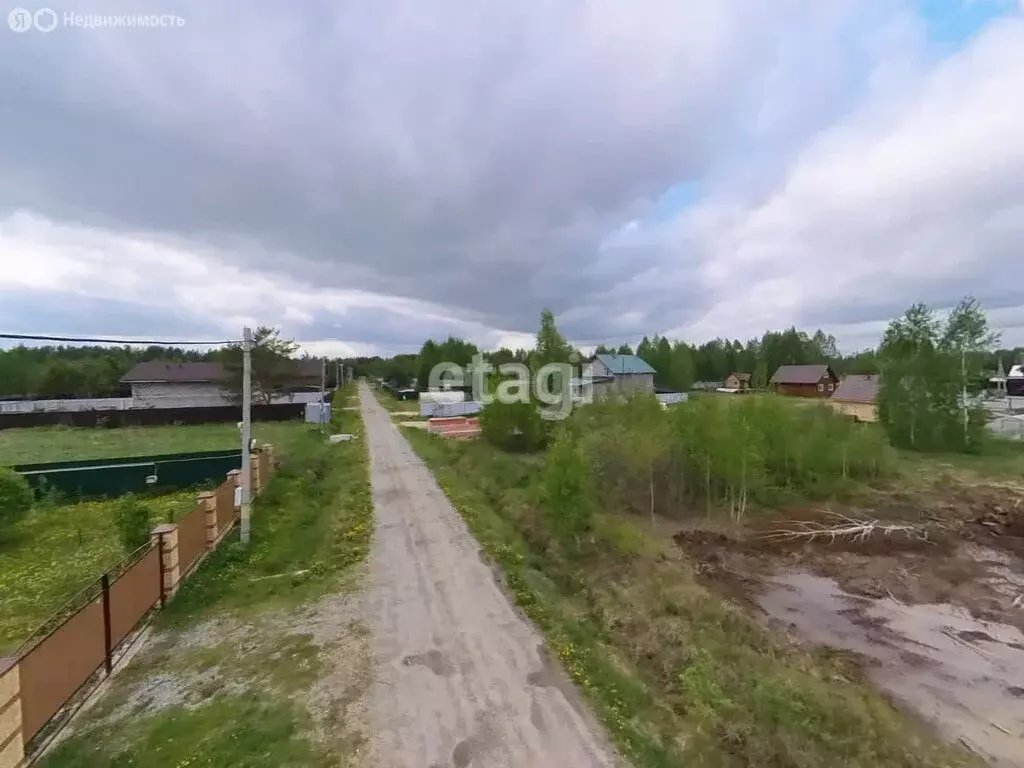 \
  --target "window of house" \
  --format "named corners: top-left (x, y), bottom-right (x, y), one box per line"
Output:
top-left (817, 382), bottom-right (824, 392)
top-left (827, 382), bottom-right (834, 392)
